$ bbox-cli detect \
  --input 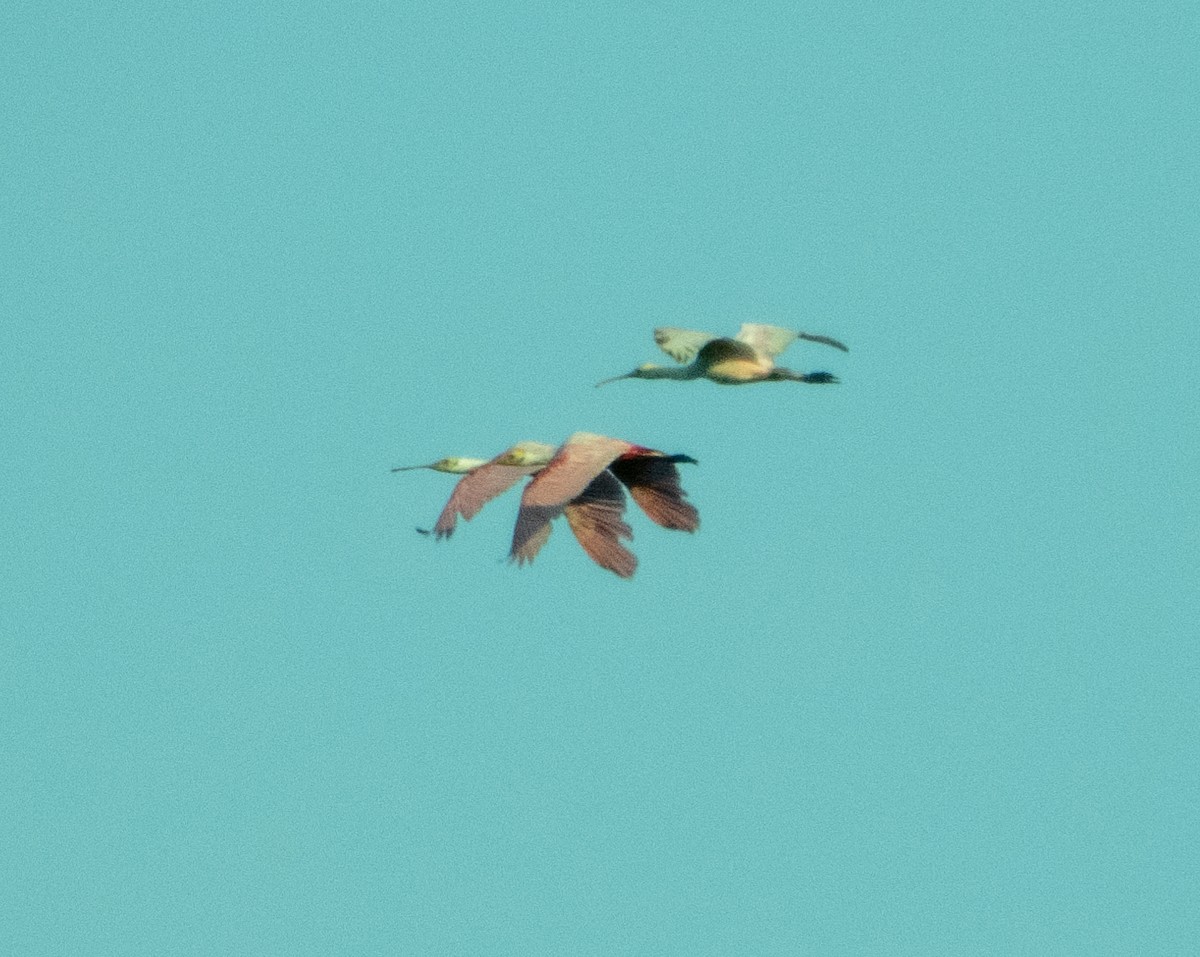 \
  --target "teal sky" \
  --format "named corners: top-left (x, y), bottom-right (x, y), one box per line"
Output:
top-left (4, 2), bottom-right (1197, 953)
